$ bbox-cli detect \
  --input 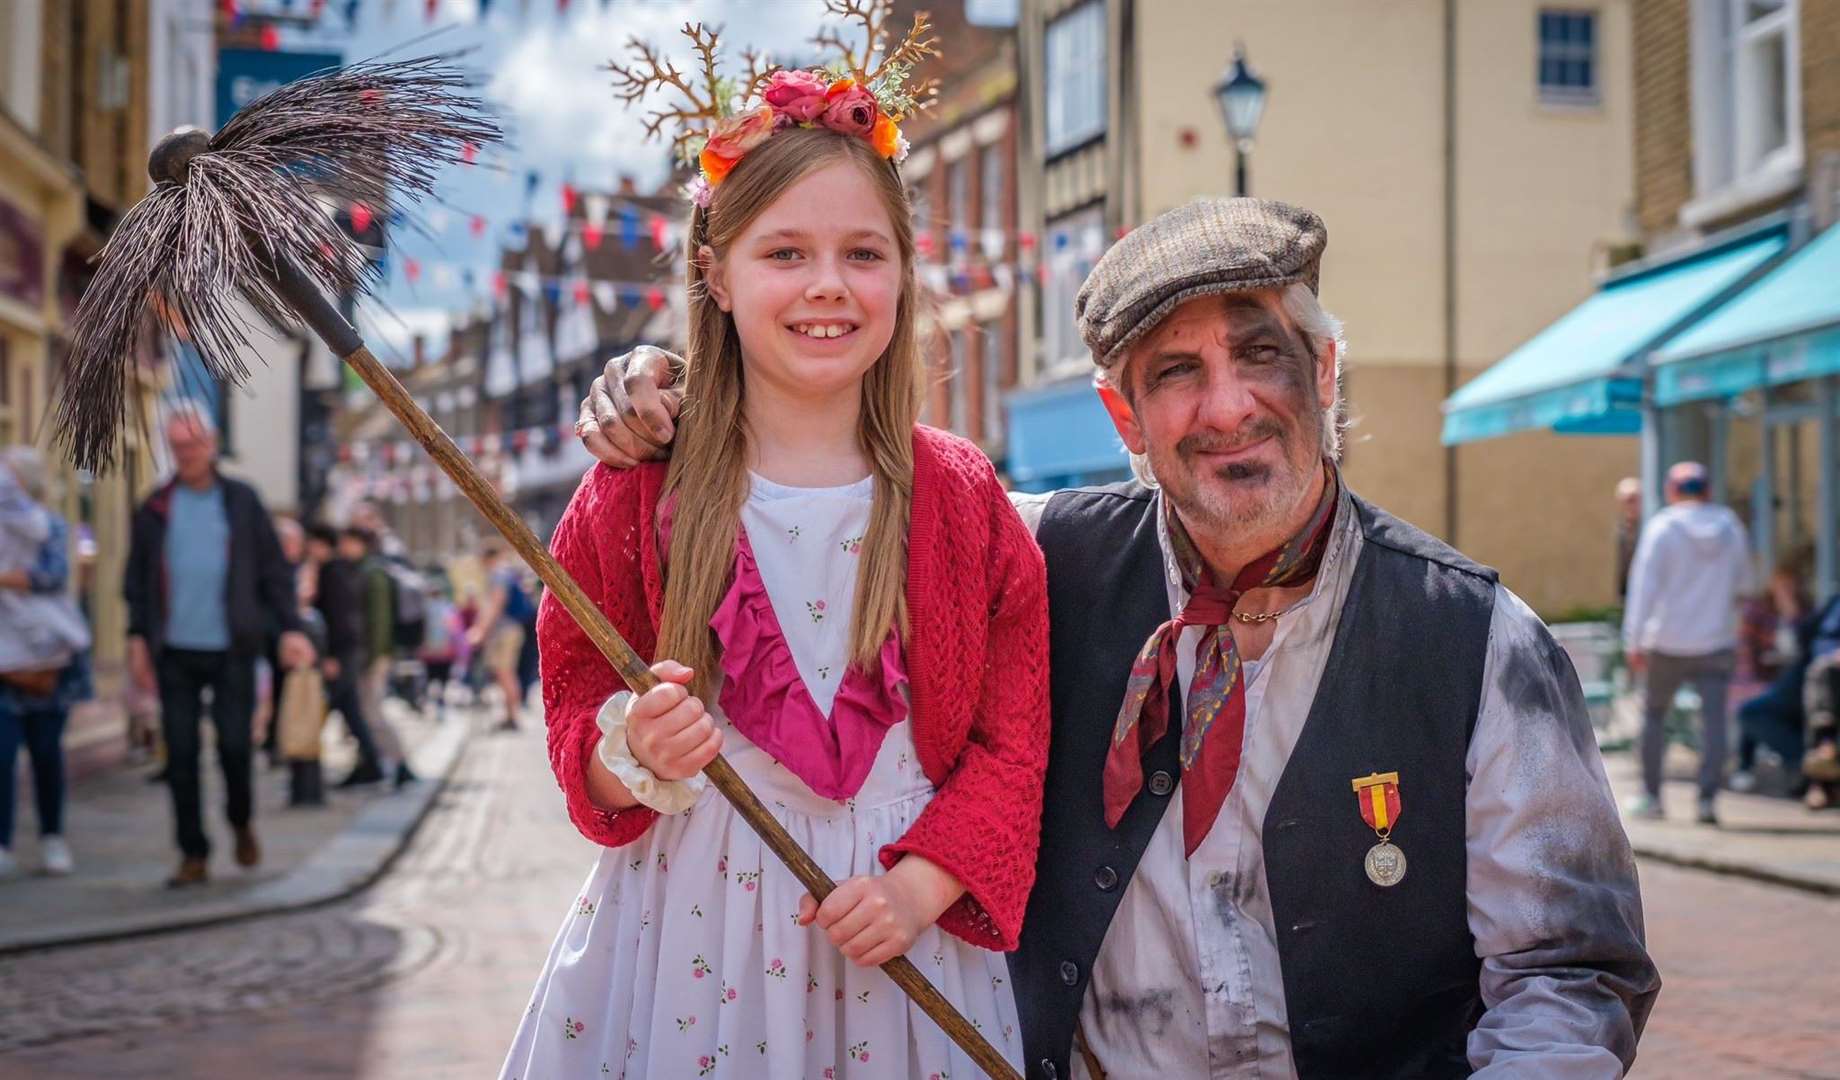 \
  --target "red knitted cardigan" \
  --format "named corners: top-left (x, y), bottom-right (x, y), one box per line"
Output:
top-left (538, 425), bottom-right (1050, 951)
